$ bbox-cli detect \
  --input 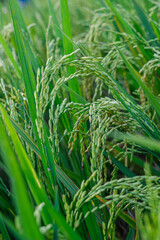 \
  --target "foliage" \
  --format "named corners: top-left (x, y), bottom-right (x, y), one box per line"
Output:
top-left (0, 0), bottom-right (160, 239)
